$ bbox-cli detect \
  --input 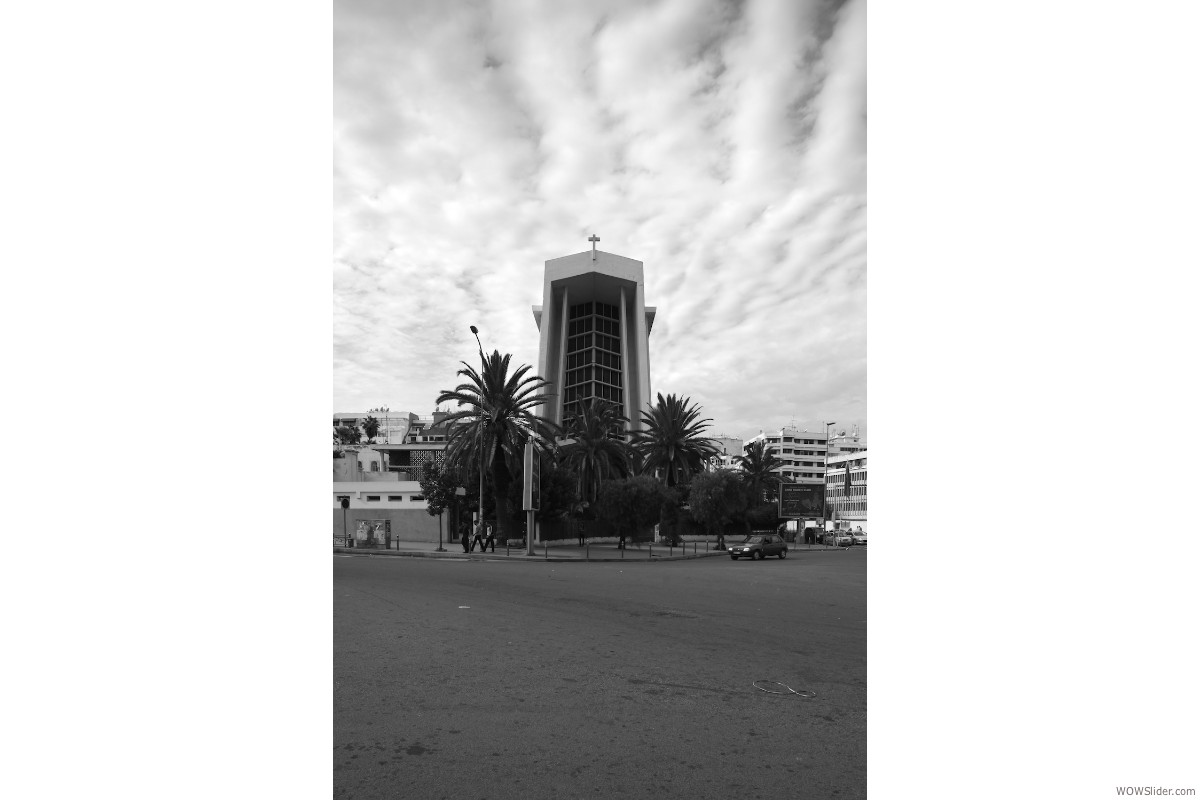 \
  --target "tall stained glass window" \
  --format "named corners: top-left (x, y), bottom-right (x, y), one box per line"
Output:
top-left (562, 300), bottom-right (623, 428)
